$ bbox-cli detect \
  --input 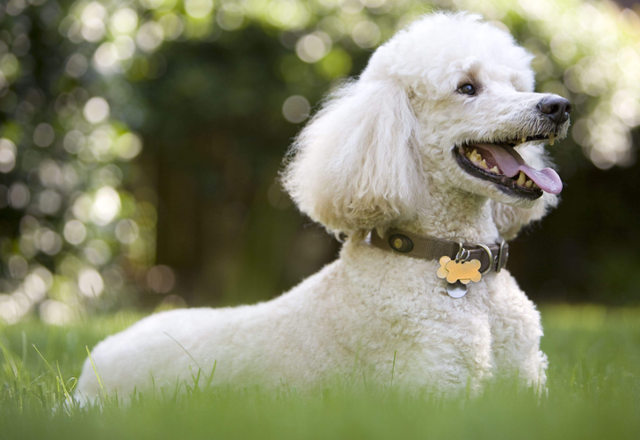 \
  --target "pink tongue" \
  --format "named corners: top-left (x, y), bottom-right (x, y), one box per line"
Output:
top-left (474, 144), bottom-right (563, 195)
